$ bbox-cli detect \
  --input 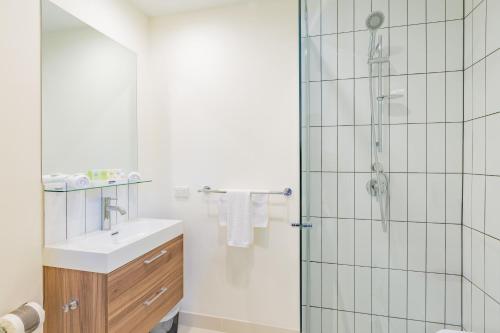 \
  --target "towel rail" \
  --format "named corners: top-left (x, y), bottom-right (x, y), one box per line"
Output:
top-left (198, 186), bottom-right (292, 197)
